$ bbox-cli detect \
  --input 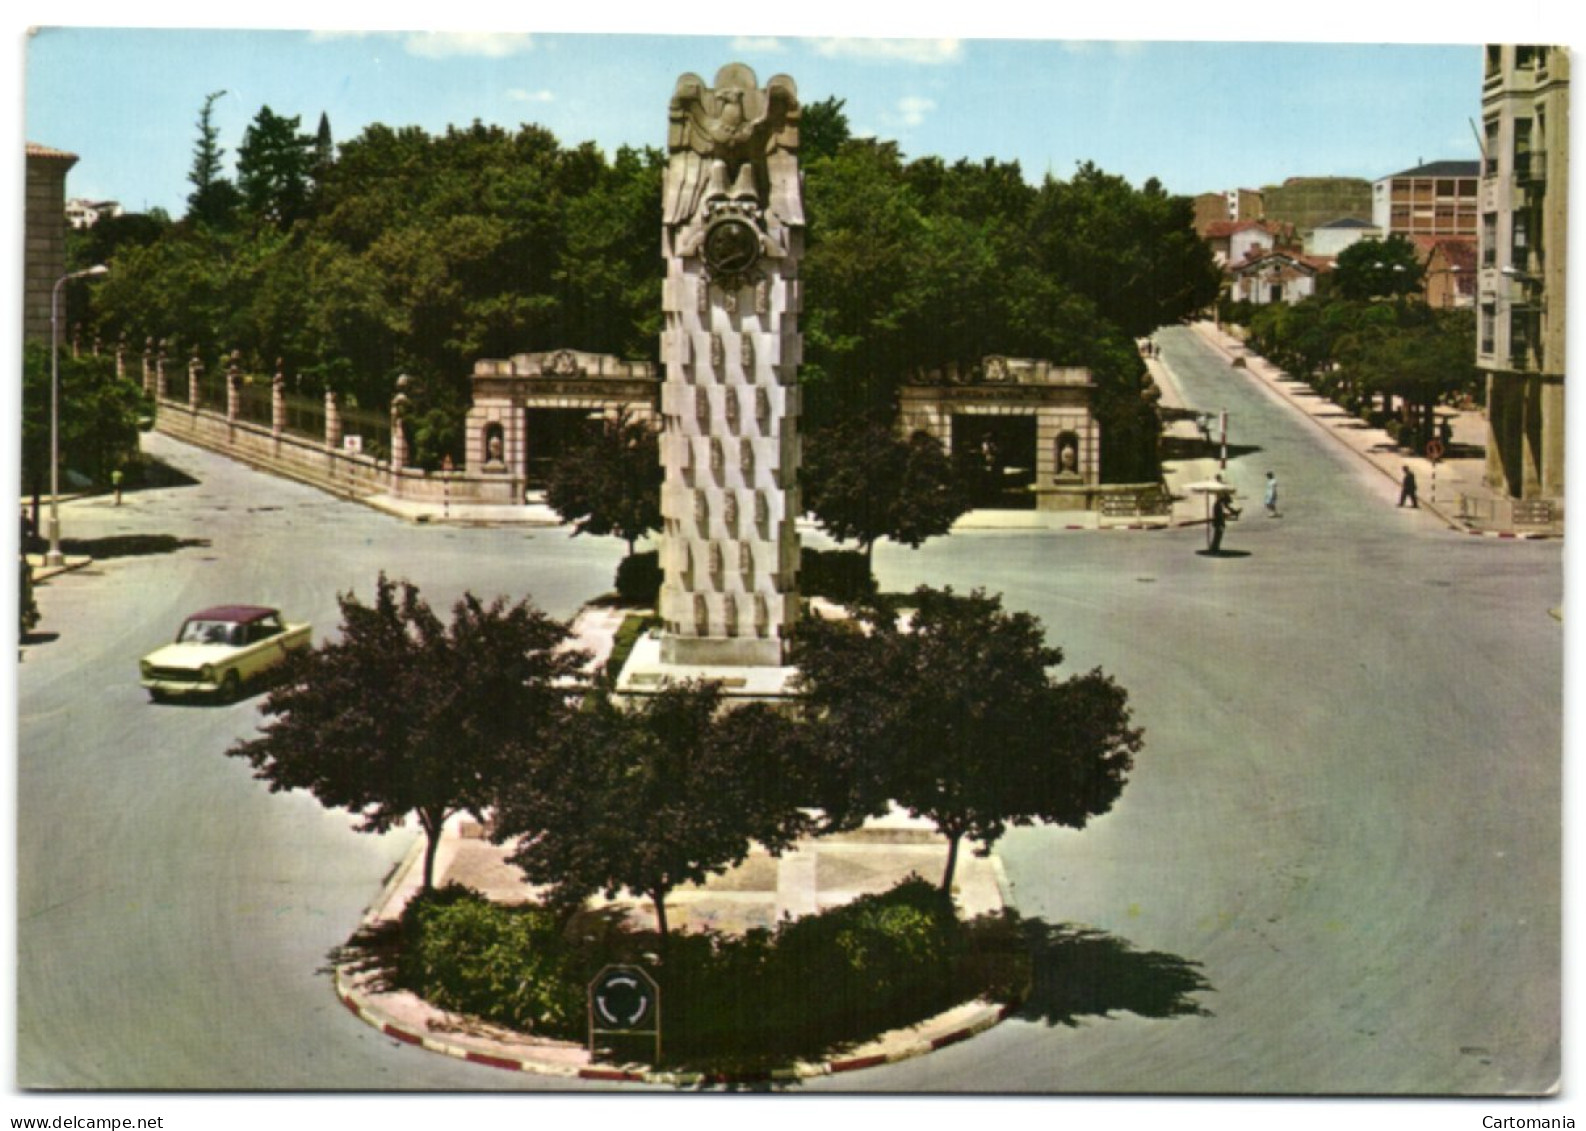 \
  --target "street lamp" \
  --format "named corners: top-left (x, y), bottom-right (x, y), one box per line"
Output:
top-left (46, 264), bottom-right (110, 567)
